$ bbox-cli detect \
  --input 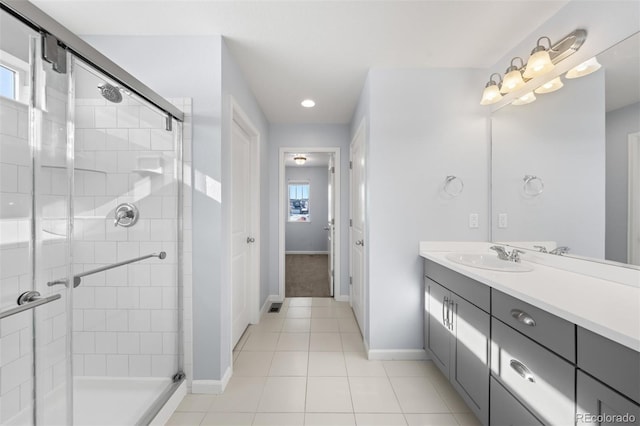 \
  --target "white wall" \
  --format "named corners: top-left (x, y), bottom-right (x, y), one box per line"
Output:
top-left (492, 71), bottom-right (606, 258)
top-left (606, 102), bottom-right (640, 263)
top-left (352, 68), bottom-right (490, 352)
top-left (269, 125), bottom-right (350, 299)
top-left (285, 166), bottom-right (329, 253)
